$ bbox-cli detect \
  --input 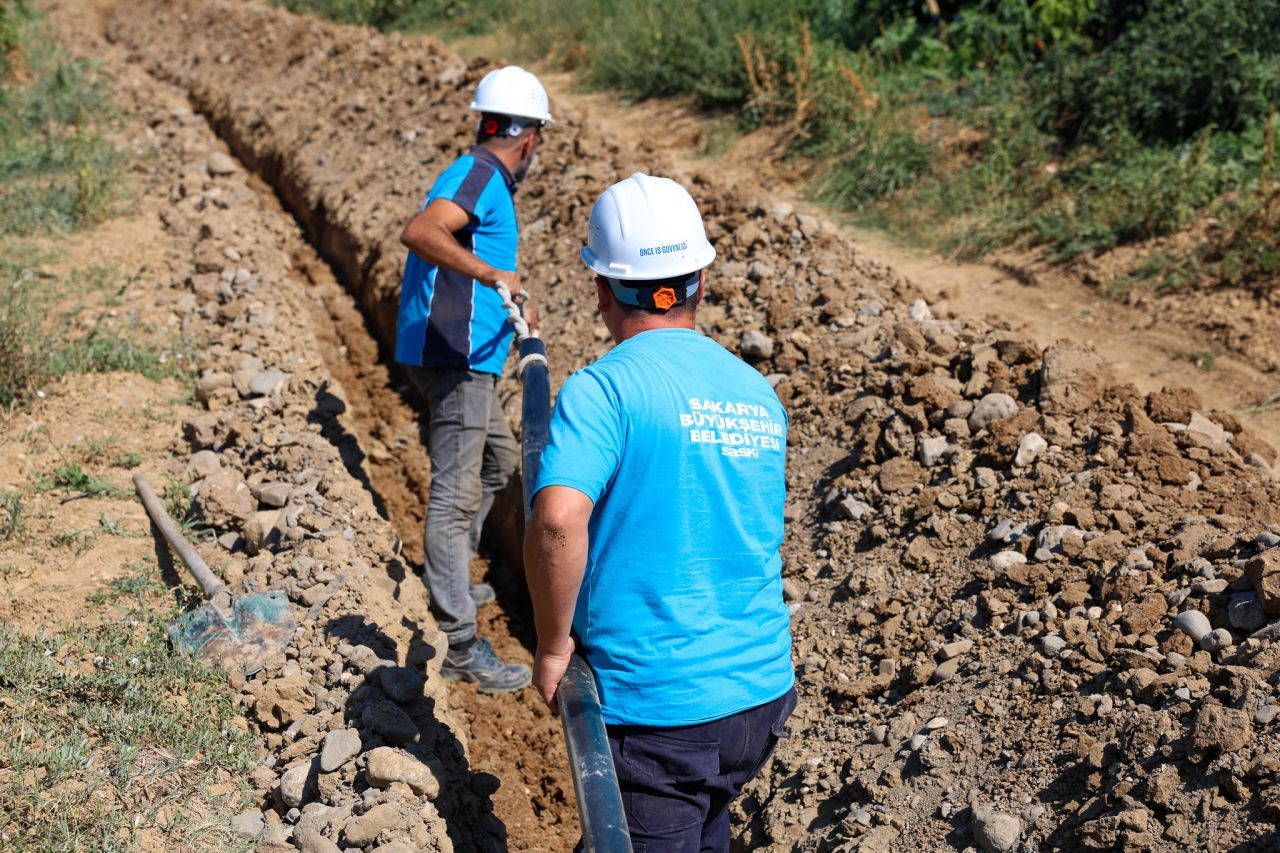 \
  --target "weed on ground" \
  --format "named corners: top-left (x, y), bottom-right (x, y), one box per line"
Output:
top-left (0, 2), bottom-right (127, 235)
top-left (0, 559), bottom-right (255, 851)
top-left (0, 5), bottom-right (194, 412)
